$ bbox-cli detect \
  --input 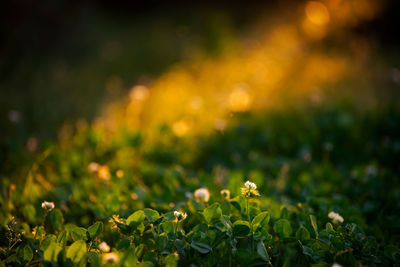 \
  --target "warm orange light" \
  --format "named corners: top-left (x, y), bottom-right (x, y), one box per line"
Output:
top-left (172, 119), bottom-right (190, 137)
top-left (129, 85), bottom-right (149, 101)
top-left (305, 1), bottom-right (330, 26)
top-left (228, 85), bottom-right (252, 112)
top-left (302, 19), bottom-right (327, 40)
